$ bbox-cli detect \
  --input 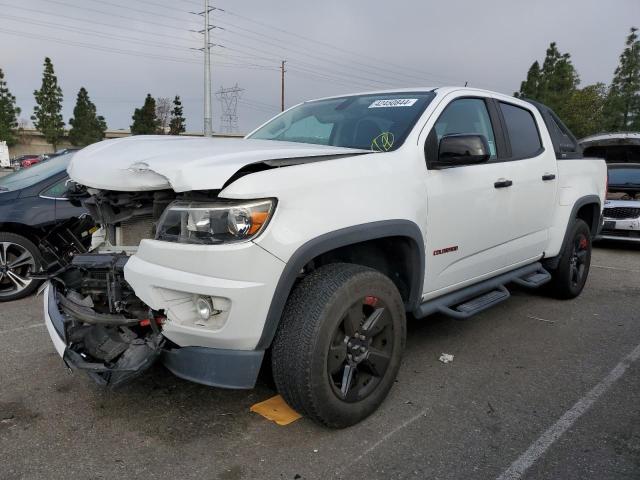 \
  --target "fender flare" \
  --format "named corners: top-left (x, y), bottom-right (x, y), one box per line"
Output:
top-left (545, 194), bottom-right (601, 270)
top-left (256, 220), bottom-right (425, 349)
